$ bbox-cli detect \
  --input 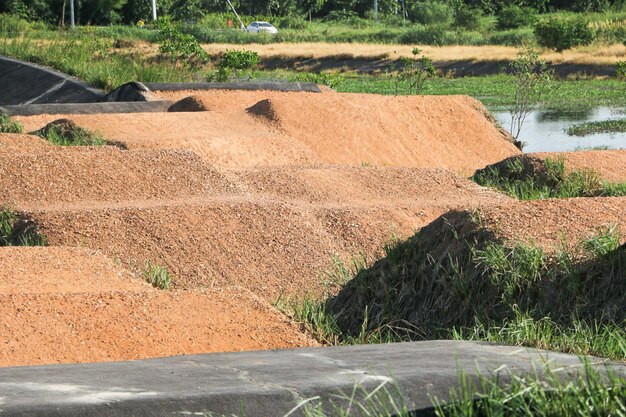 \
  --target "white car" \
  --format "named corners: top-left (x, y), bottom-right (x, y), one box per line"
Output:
top-left (246, 21), bottom-right (278, 35)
